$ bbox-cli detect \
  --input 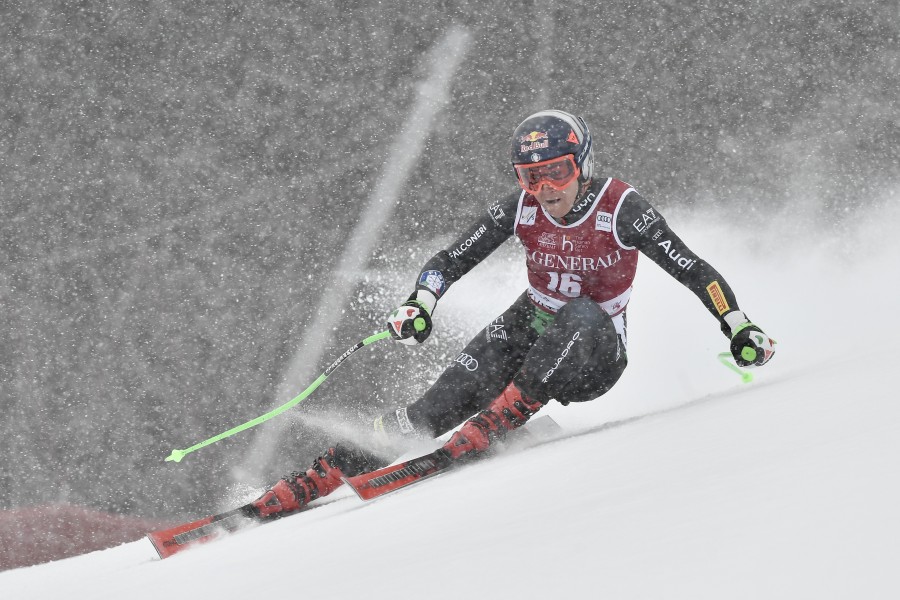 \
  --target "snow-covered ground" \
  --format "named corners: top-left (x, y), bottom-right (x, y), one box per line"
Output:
top-left (2, 203), bottom-right (898, 599)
